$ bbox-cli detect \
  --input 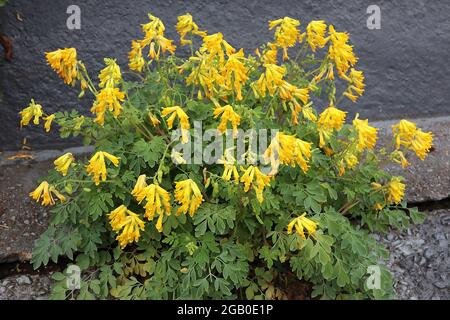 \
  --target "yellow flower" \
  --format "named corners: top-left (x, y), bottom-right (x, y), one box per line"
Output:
top-left (344, 153), bottom-right (359, 169)
top-left (278, 81), bottom-right (309, 124)
top-left (269, 17), bottom-right (301, 60)
top-left (128, 40), bottom-right (145, 72)
top-left (392, 120), bottom-right (433, 160)
top-left (317, 105), bottom-right (347, 147)
top-left (86, 151), bottom-right (120, 185)
top-left (108, 205), bottom-right (128, 232)
top-left (391, 150), bottom-right (410, 168)
top-left (161, 106), bottom-right (190, 144)
top-left (54, 152), bottom-right (74, 176)
top-left (108, 206), bottom-right (145, 248)
top-left (264, 132), bottom-right (312, 174)
top-left (253, 64), bottom-right (286, 98)
top-left (374, 203), bottom-right (384, 211)
top-left (19, 100), bottom-right (43, 127)
top-left (45, 48), bottom-right (79, 85)
top-left (141, 13), bottom-right (165, 36)
top-left (200, 32), bottom-right (235, 62)
top-left (213, 104), bottom-right (241, 137)
top-left (99, 58), bottom-right (122, 88)
top-left (299, 106), bottom-right (316, 124)
top-left (91, 87), bottom-right (125, 125)
top-left (131, 174), bottom-right (148, 199)
top-left (353, 114), bottom-right (378, 151)
top-left (176, 13), bottom-right (207, 45)
top-left (392, 120), bottom-right (417, 144)
top-left (29, 181), bottom-right (66, 206)
top-left (43, 114), bottom-right (56, 132)
top-left (149, 115), bottom-right (161, 127)
top-left (174, 179), bottom-right (203, 217)
top-left (371, 182), bottom-right (382, 190)
top-left (217, 149), bottom-right (239, 183)
top-left (328, 25), bottom-right (357, 76)
top-left (222, 49), bottom-right (249, 100)
top-left (342, 68), bottom-right (365, 102)
top-left (410, 129), bottom-right (433, 160)
top-left (306, 20), bottom-right (328, 52)
top-left (261, 42), bottom-right (278, 65)
top-left (388, 177), bottom-right (405, 204)
top-left (240, 166), bottom-right (271, 203)
top-left (132, 178), bottom-right (171, 232)
top-left (287, 213), bottom-right (318, 240)
top-left (139, 14), bottom-right (176, 60)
